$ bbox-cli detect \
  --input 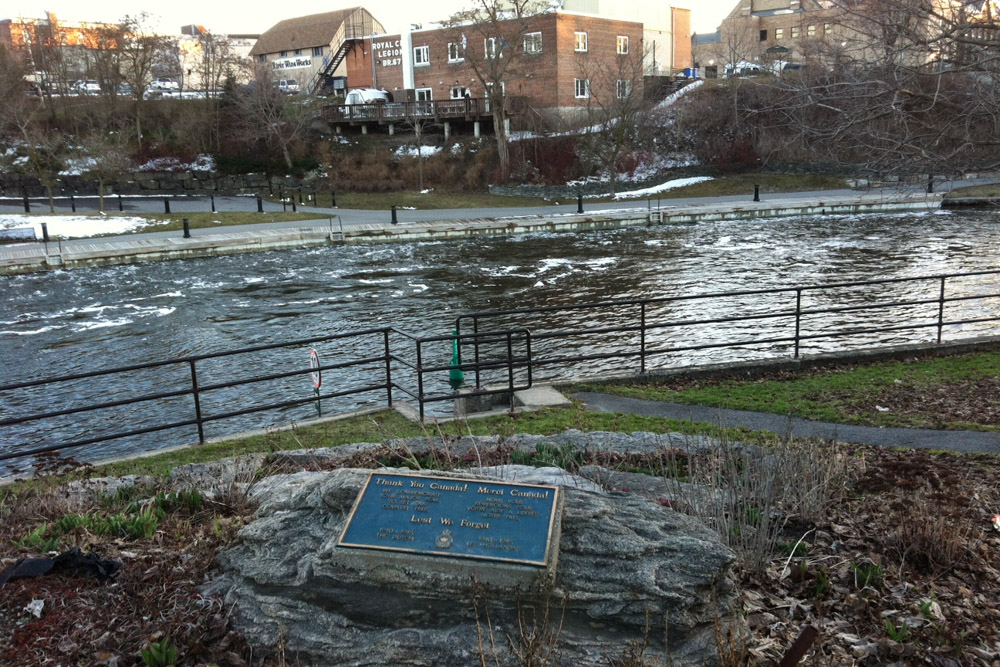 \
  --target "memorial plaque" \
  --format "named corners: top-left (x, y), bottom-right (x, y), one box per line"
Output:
top-left (338, 472), bottom-right (560, 566)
